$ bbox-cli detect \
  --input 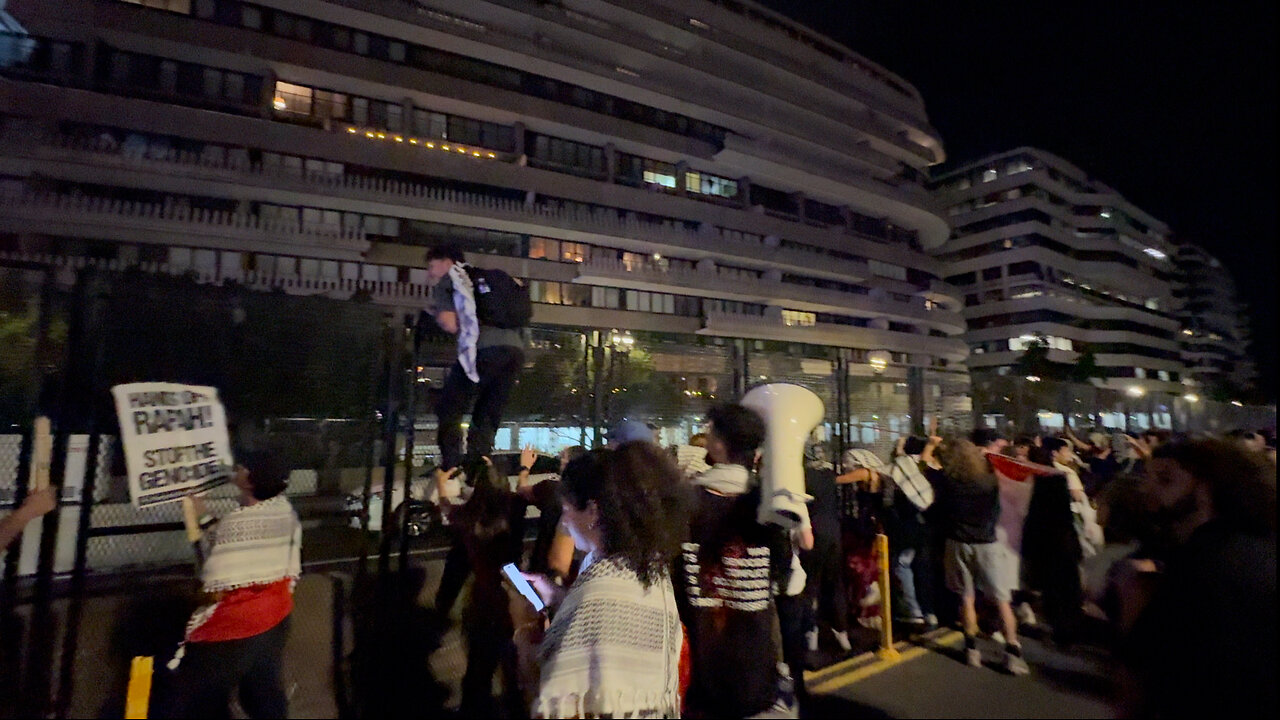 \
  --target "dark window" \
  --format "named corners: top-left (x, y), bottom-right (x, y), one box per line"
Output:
top-left (1008, 261), bottom-right (1041, 277)
top-left (982, 267), bottom-right (1002, 281)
